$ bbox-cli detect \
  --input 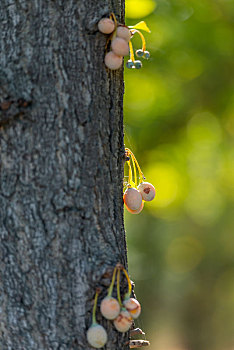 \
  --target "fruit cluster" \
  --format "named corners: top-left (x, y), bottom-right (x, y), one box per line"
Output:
top-left (86, 264), bottom-right (141, 348)
top-left (124, 148), bottom-right (156, 214)
top-left (98, 13), bottom-right (151, 70)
